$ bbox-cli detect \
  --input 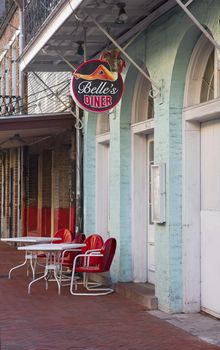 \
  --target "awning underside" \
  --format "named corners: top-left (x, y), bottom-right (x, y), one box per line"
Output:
top-left (21, 0), bottom-right (176, 72)
top-left (0, 113), bottom-right (74, 149)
